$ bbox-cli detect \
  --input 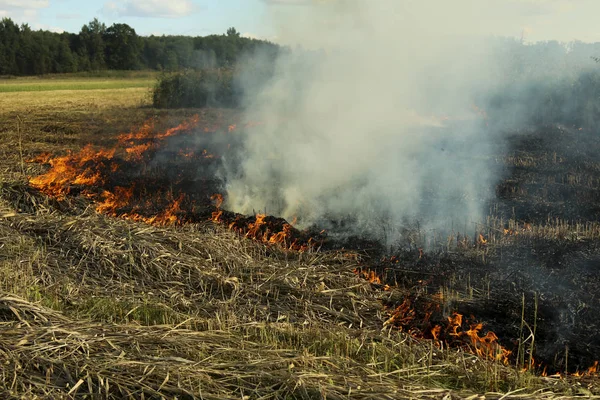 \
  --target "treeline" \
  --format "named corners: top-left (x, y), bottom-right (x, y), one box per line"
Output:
top-left (0, 18), bottom-right (279, 76)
